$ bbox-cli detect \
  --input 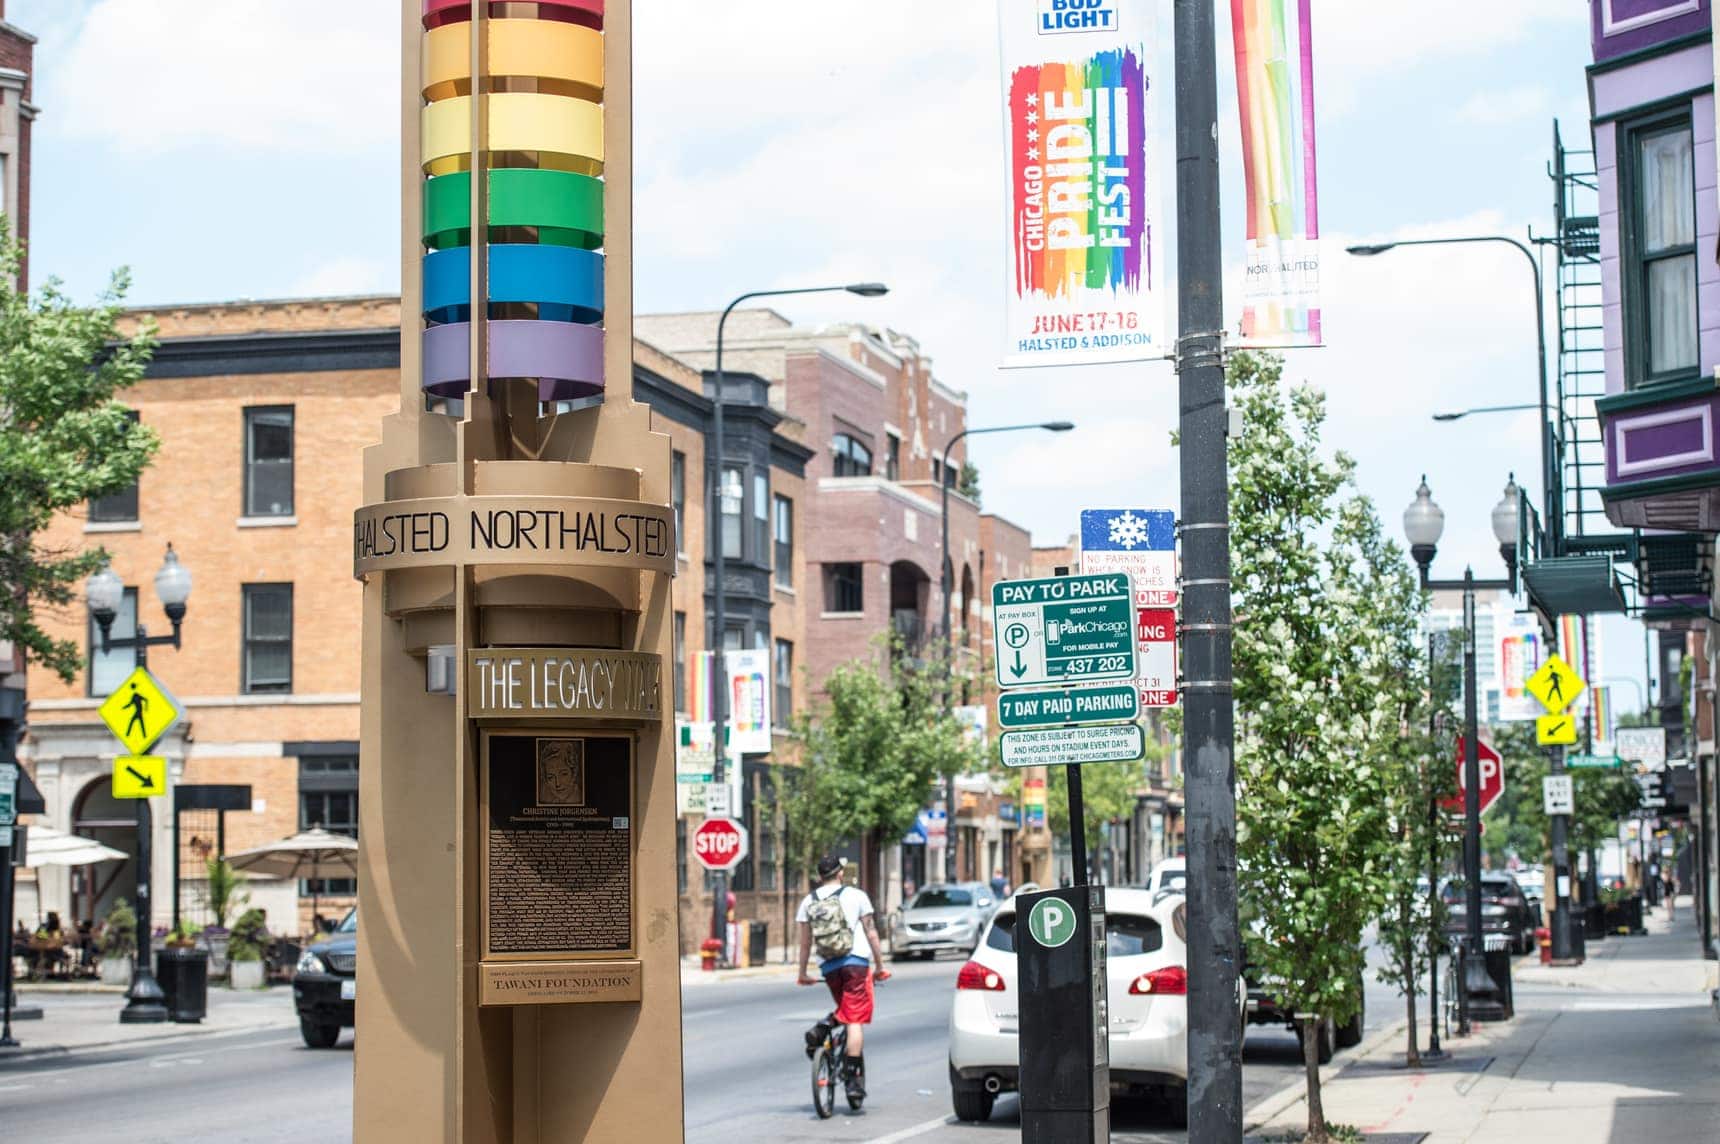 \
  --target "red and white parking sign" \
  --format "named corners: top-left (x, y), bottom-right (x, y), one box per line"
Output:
top-left (1136, 607), bottom-right (1177, 707)
top-left (692, 816), bottom-right (750, 872)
